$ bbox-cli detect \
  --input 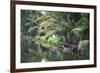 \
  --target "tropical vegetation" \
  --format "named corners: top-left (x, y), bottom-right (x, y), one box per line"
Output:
top-left (21, 10), bottom-right (89, 63)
